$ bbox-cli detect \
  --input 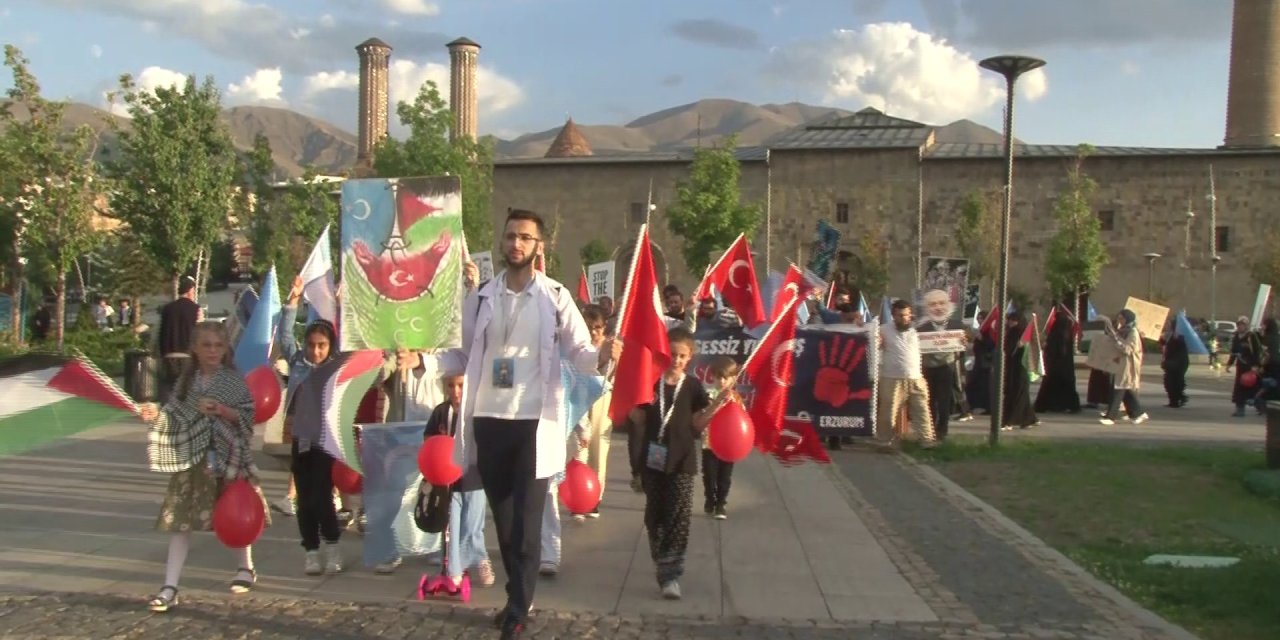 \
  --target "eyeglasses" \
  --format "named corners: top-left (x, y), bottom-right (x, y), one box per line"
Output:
top-left (504, 232), bottom-right (541, 245)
